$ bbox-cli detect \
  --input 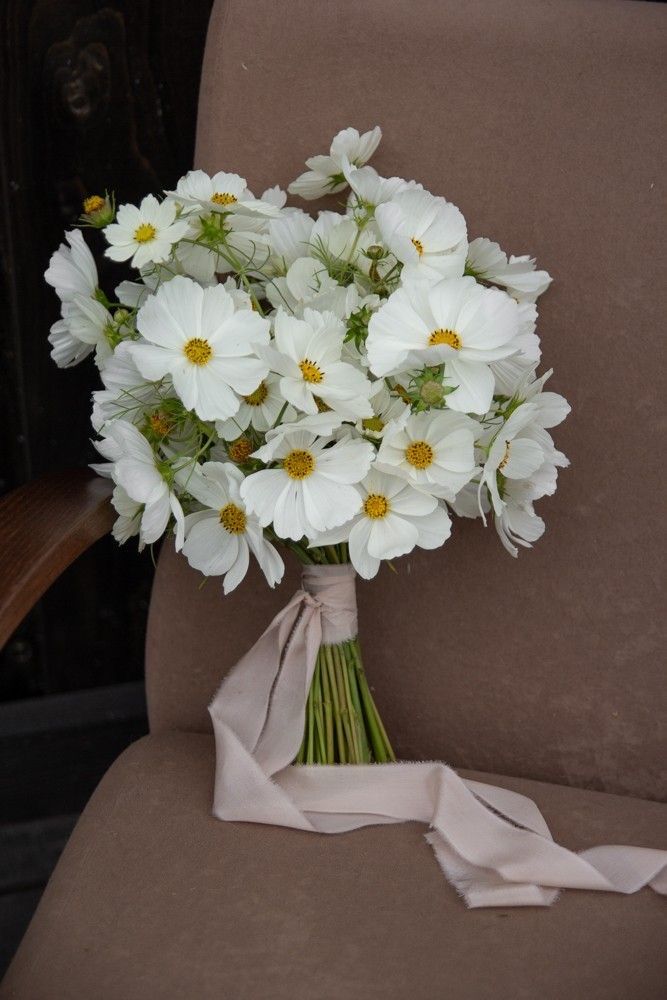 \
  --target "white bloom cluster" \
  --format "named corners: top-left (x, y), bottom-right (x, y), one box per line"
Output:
top-left (45, 126), bottom-right (569, 591)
